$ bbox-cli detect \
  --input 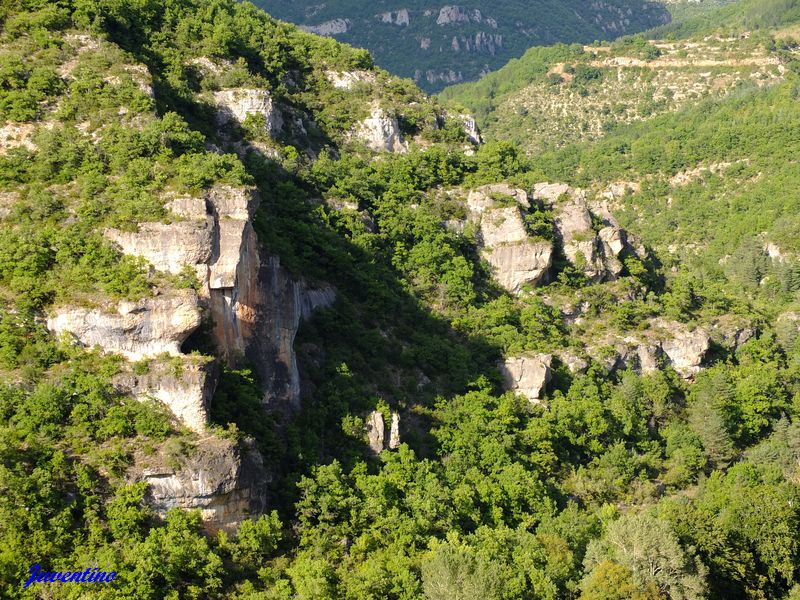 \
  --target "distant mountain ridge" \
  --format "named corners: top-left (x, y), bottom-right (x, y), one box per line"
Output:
top-left (254, 0), bottom-right (672, 91)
